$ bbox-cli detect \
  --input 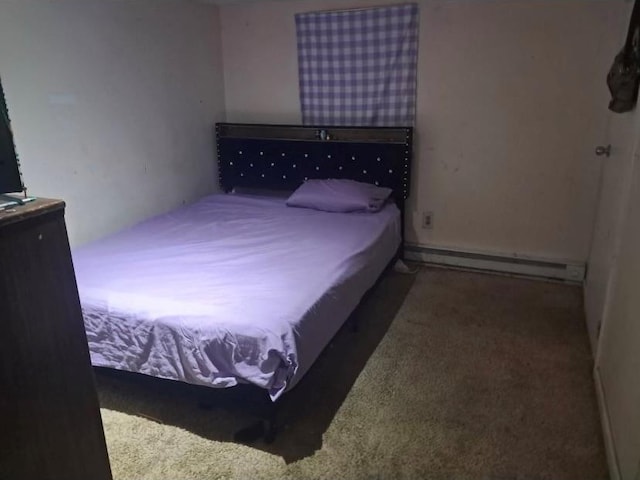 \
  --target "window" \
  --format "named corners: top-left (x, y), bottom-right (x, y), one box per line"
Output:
top-left (295, 4), bottom-right (419, 127)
